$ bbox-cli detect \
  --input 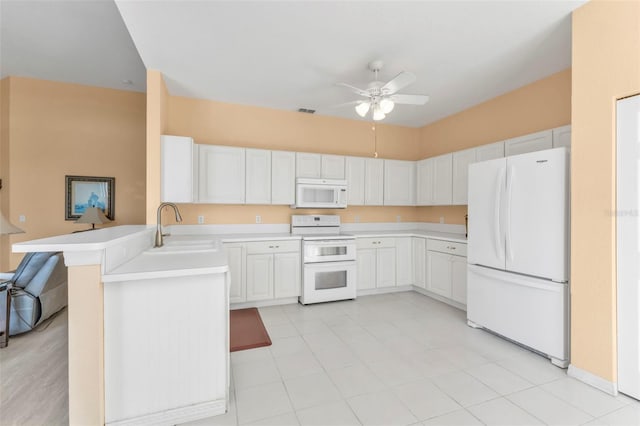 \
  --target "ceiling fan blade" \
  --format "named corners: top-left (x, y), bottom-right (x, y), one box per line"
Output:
top-left (389, 93), bottom-right (430, 105)
top-left (336, 82), bottom-right (370, 97)
top-left (381, 71), bottom-right (416, 95)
